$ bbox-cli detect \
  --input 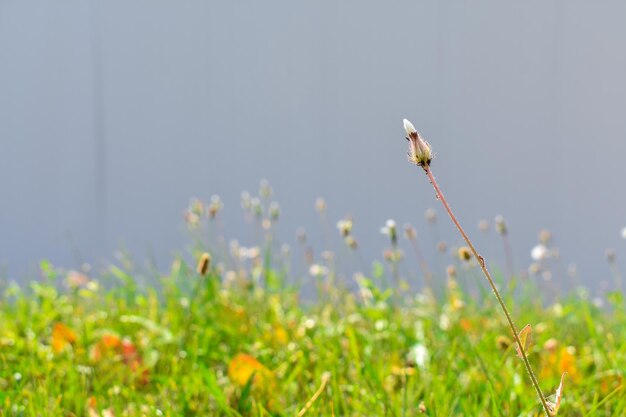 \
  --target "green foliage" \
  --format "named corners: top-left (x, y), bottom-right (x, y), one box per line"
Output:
top-left (0, 259), bottom-right (624, 416)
